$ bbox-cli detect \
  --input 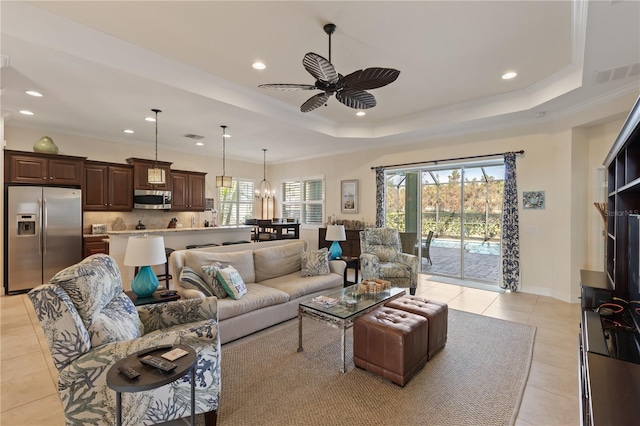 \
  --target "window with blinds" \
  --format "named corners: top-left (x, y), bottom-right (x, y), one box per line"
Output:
top-left (281, 177), bottom-right (324, 225)
top-left (218, 179), bottom-right (255, 225)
